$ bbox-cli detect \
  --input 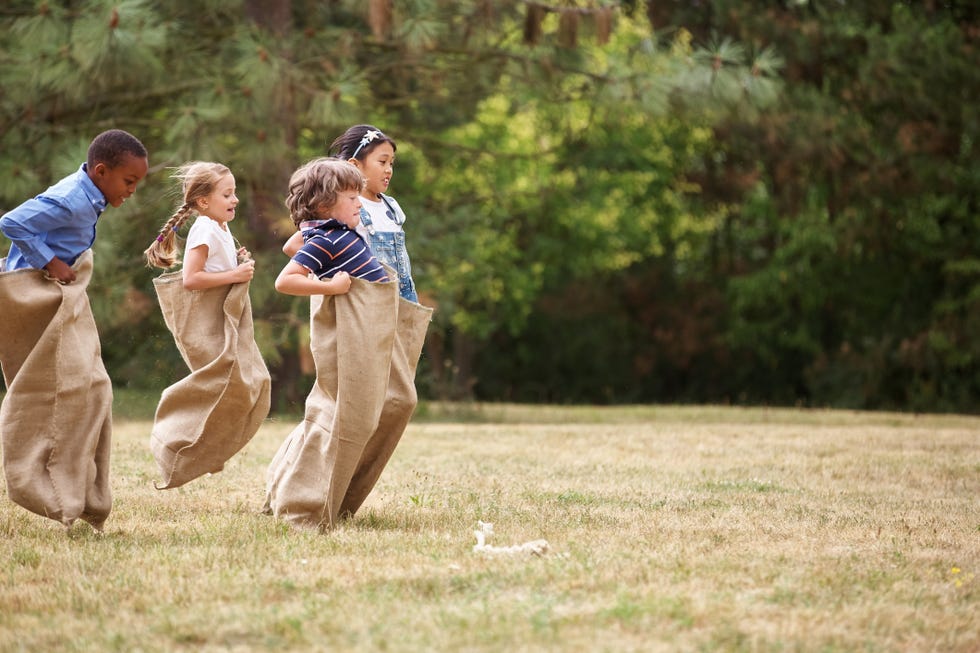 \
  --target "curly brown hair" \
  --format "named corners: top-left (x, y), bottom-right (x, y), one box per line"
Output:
top-left (285, 158), bottom-right (365, 227)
